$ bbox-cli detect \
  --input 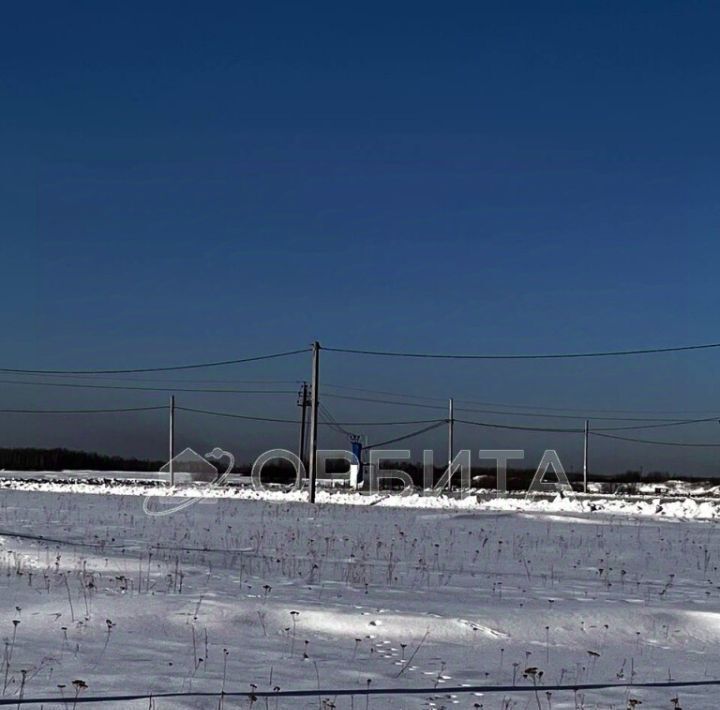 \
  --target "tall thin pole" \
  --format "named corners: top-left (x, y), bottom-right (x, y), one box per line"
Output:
top-left (169, 395), bottom-right (175, 486)
top-left (298, 382), bottom-right (308, 470)
top-left (448, 397), bottom-right (454, 490)
top-left (583, 419), bottom-right (589, 494)
top-left (308, 342), bottom-right (320, 503)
